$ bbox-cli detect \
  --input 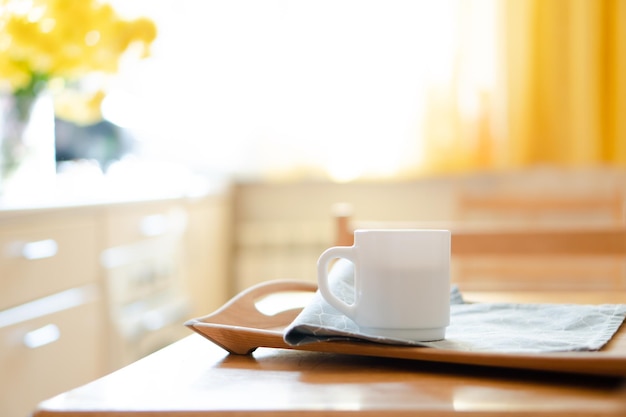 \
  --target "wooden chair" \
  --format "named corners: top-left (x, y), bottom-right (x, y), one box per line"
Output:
top-left (455, 189), bottom-right (625, 226)
top-left (332, 205), bottom-right (626, 291)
